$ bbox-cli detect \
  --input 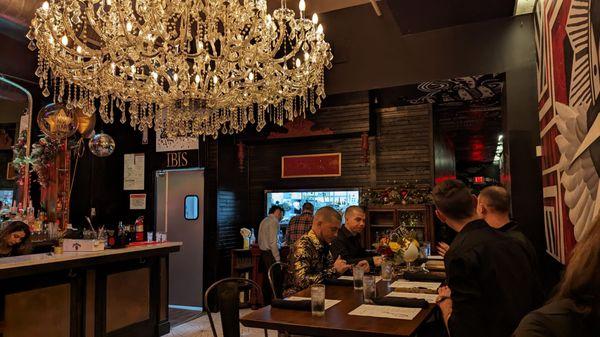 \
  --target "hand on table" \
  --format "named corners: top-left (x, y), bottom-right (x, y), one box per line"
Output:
top-left (436, 242), bottom-right (450, 257)
top-left (356, 260), bottom-right (370, 273)
top-left (334, 255), bottom-right (351, 274)
top-left (436, 286), bottom-right (453, 325)
top-left (372, 256), bottom-right (383, 267)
